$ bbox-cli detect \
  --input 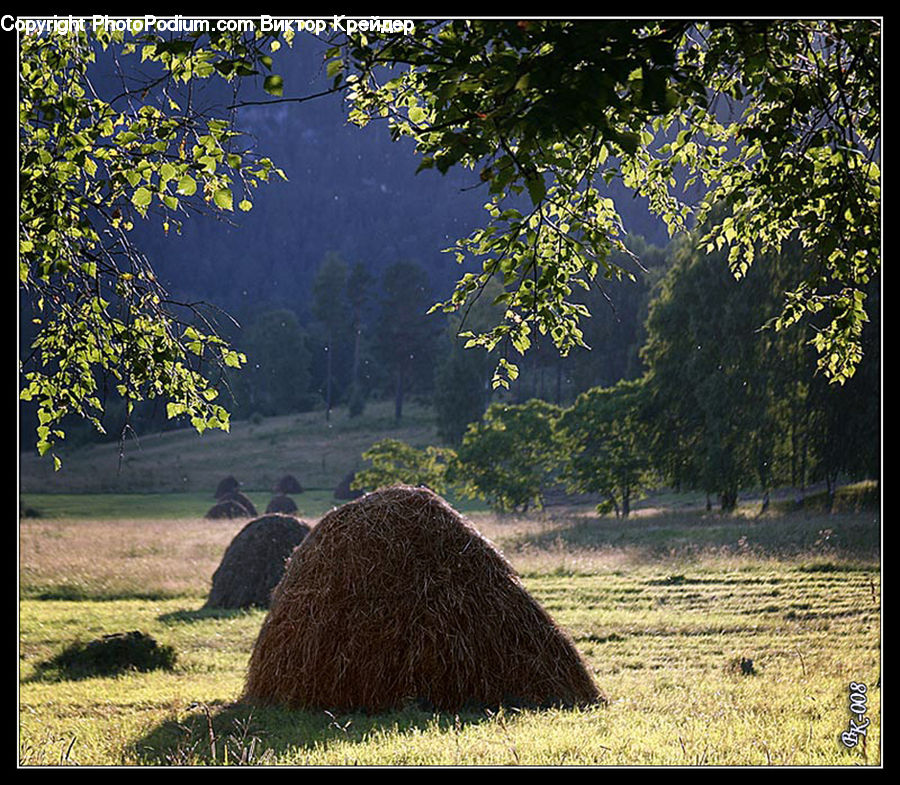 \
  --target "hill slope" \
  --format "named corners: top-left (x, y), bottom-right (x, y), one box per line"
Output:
top-left (19, 401), bottom-right (437, 495)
